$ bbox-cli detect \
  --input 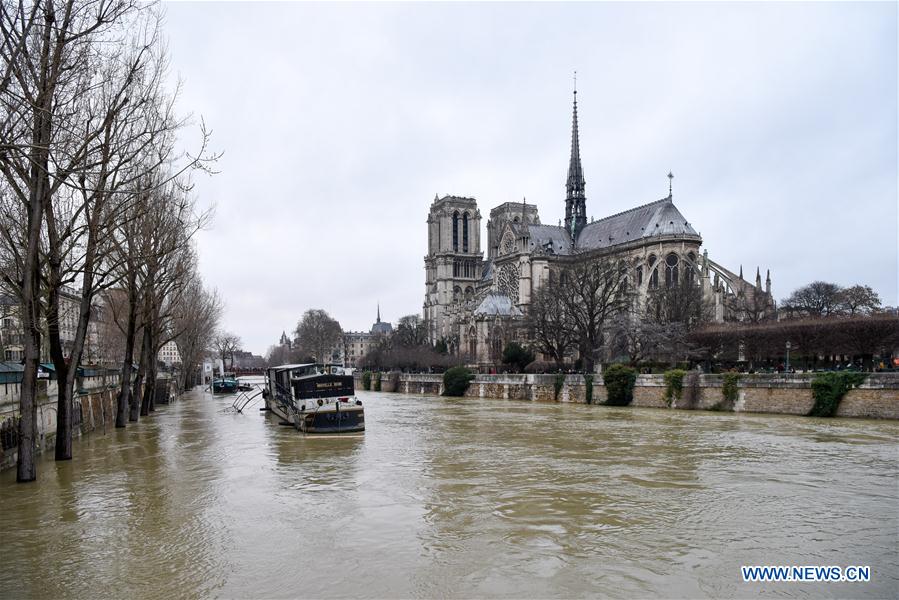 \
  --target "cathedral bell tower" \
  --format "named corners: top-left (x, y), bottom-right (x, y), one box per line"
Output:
top-left (564, 80), bottom-right (588, 240)
top-left (423, 195), bottom-right (483, 344)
